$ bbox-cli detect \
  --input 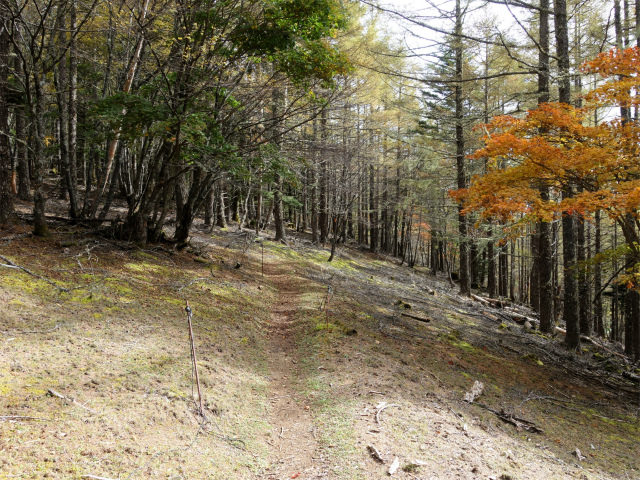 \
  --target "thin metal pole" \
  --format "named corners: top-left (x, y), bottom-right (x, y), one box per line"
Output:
top-left (185, 300), bottom-right (204, 416)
